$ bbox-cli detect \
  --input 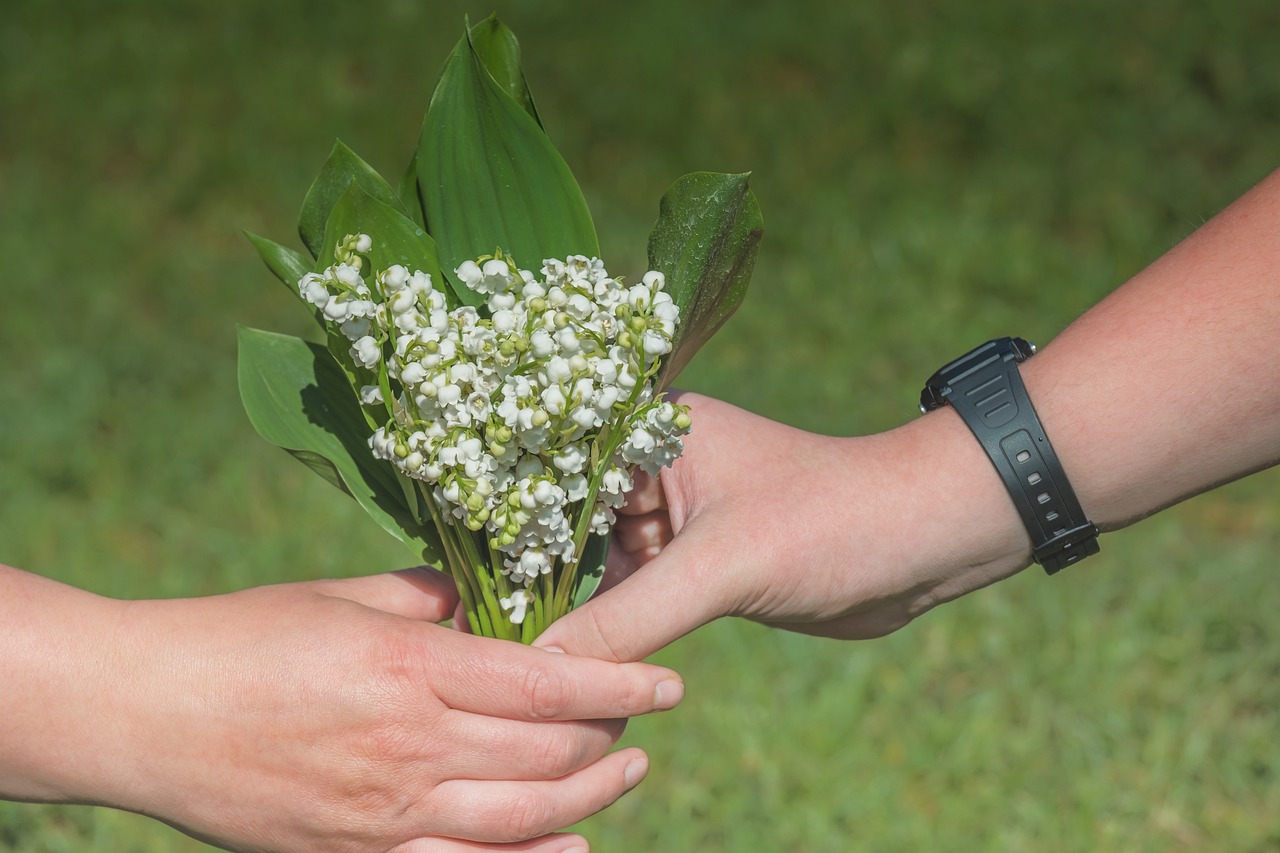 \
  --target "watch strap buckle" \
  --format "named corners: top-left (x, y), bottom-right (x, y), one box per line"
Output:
top-left (1033, 522), bottom-right (1101, 574)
